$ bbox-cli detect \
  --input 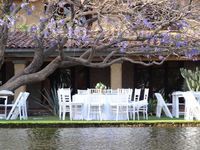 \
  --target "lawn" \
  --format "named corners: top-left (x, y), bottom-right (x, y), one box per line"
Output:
top-left (0, 115), bottom-right (200, 128)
